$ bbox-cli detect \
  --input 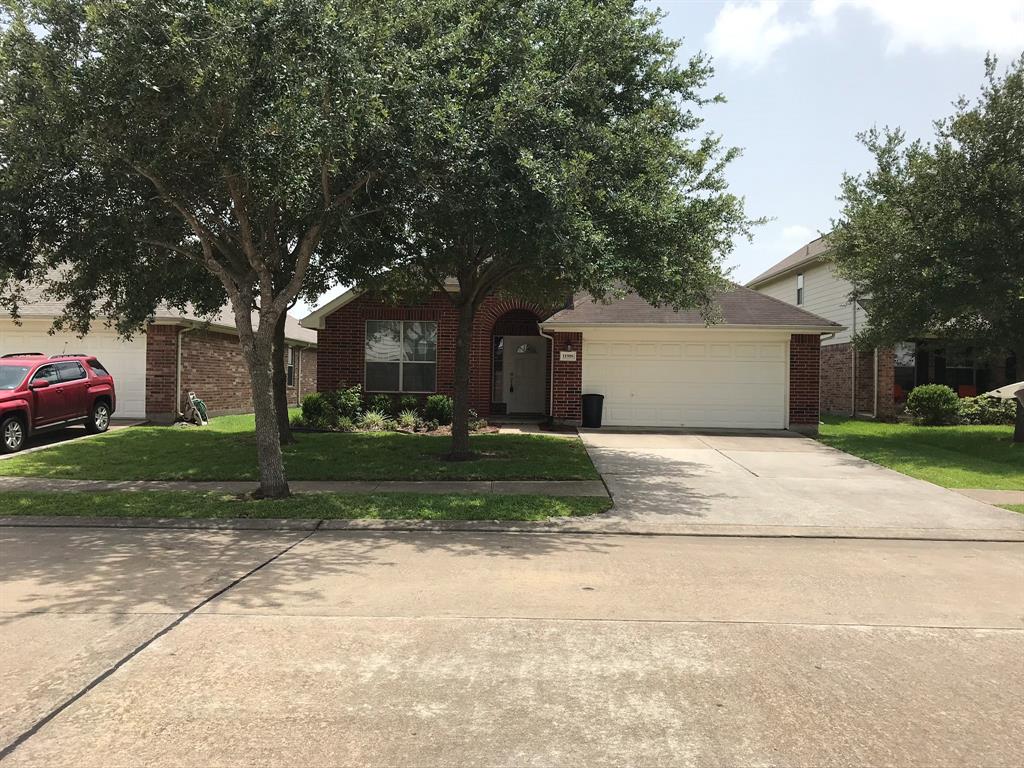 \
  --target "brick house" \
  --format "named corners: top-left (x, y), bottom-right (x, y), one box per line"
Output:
top-left (301, 283), bottom-right (840, 434)
top-left (747, 236), bottom-right (1018, 419)
top-left (1, 293), bottom-right (317, 421)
